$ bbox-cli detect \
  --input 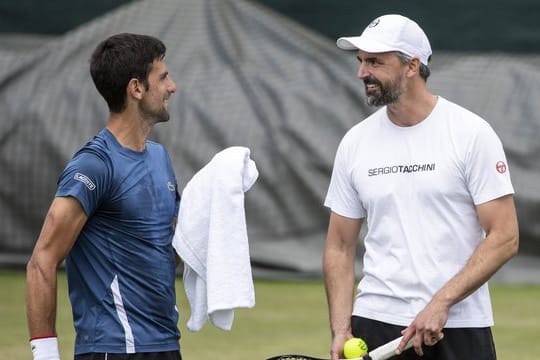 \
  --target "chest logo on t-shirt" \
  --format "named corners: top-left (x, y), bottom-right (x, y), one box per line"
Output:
top-left (496, 161), bottom-right (507, 174)
top-left (74, 172), bottom-right (96, 191)
top-left (368, 163), bottom-right (436, 177)
top-left (167, 181), bottom-right (176, 192)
